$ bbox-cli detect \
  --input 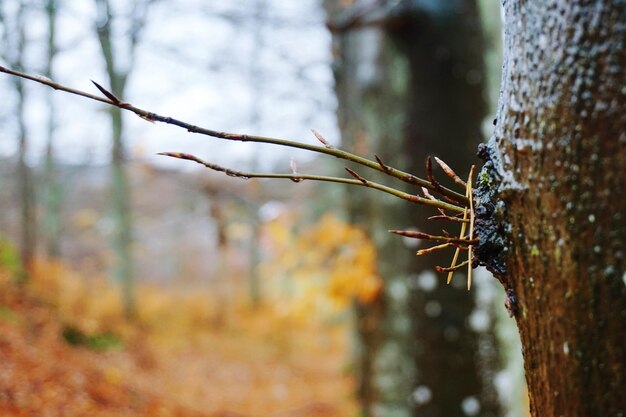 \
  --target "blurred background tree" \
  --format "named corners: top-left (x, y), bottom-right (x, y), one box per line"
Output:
top-left (0, 1), bottom-right (533, 416)
top-left (0, 1), bottom-right (34, 281)
top-left (323, 1), bottom-right (502, 416)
